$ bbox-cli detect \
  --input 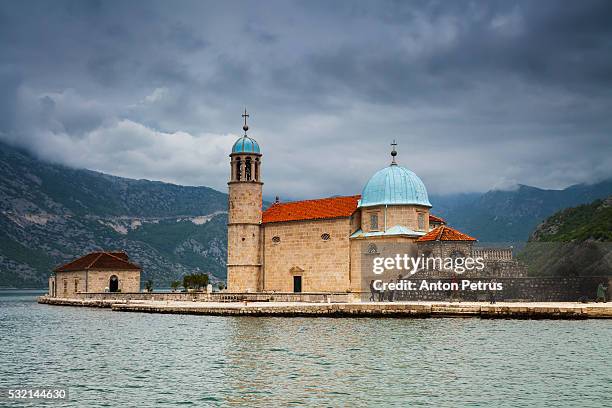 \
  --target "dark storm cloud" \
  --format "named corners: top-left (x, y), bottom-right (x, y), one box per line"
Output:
top-left (0, 0), bottom-right (610, 197)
